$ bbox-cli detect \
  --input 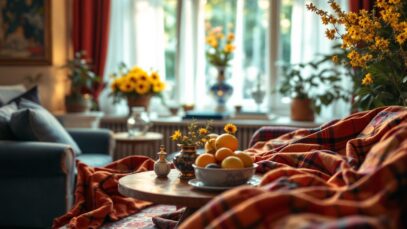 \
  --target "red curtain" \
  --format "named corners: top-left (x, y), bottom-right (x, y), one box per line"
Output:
top-left (349, 0), bottom-right (374, 12)
top-left (72, 0), bottom-right (111, 100)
